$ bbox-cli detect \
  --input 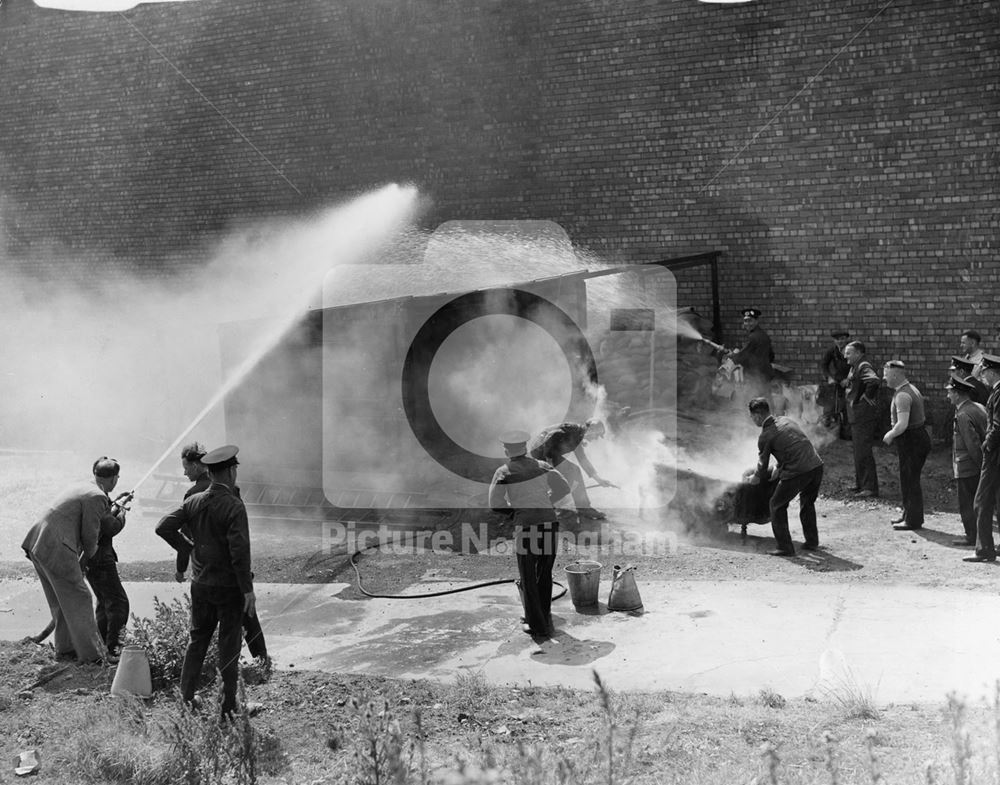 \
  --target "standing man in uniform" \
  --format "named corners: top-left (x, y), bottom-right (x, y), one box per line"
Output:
top-left (951, 356), bottom-right (990, 406)
top-left (945, 374), bottom-right (987, 547)
top-left (844, 340), bottom-right (881, 498)
top-left (747, 398), bottom-right (824, 557)
top-left (157, 445), bottom-right (256, 716)
top-left (819, 329), bottom-right (851, 429)
top-left (882, 361), bottom-right (931, 531)
top-left (964, 354), bottom-right (1000, 563)
top-left (157, 441), bottom-right (269, 668)
top-left (728, 308), bottom-right (774, 398)
top-left (21, 457), bottom-right (121, 665)
top-left (528, 419), bottom-right (614, 520)
top-left (490, 430), bottom-right (571, 639)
